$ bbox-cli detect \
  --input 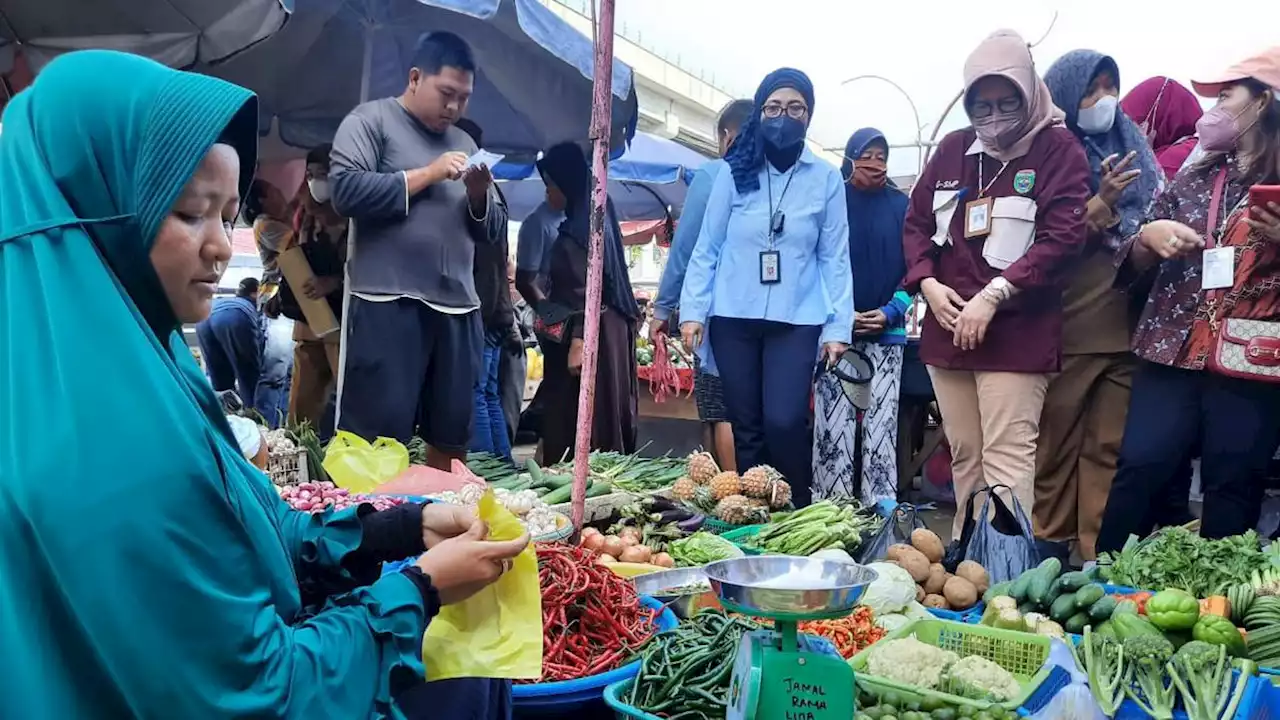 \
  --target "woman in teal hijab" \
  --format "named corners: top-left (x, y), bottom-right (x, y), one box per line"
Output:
top-left (0, 51), bottom-right (527, 719)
